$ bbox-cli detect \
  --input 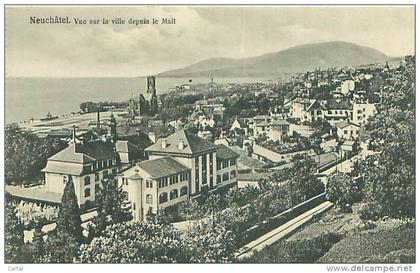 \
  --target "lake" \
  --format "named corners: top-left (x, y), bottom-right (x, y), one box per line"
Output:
top-left (5, 76), bottom-right (276, 124)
